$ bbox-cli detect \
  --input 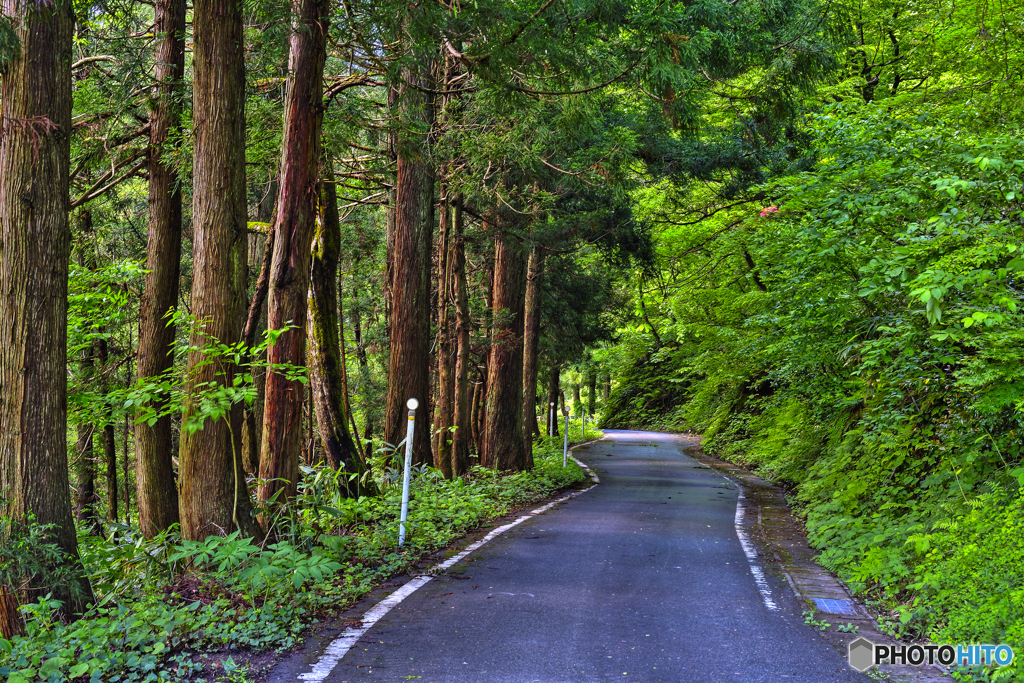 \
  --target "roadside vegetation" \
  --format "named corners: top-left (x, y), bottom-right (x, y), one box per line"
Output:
top-left (600, 0), bottom-right (1024, 679)
top-left (0, 435), bottom-right (591, 682)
